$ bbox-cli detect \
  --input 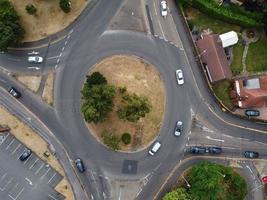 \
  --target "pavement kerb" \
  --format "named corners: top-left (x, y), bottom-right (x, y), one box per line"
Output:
top-left (0, 87), bottom-right (90, 200)
top-left (153, 155), bottom-right (267, 200)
